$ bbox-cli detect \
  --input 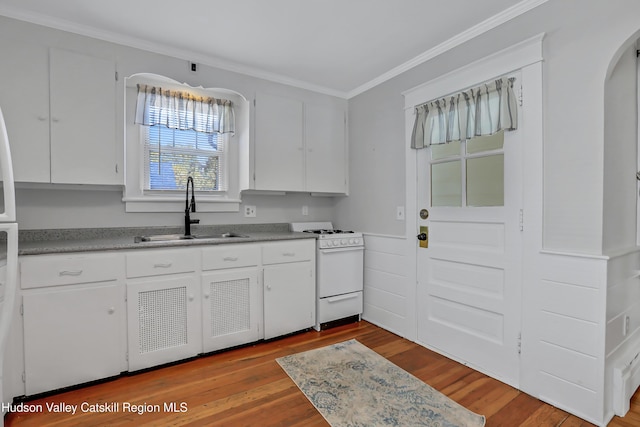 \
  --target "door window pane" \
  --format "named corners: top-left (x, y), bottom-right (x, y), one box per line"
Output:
top-left (431, 160), bottom-right (461, 207)
top-left (431, 141), bottom-right (461, 160)
top-left (466, 131), bottom-right (504, 154)
top-left (466, 154), bottom-right (504, 206)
